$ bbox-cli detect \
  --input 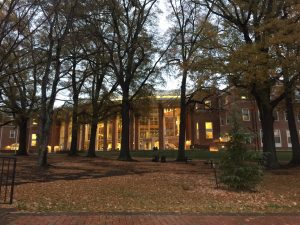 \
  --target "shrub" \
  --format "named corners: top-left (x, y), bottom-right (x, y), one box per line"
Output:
top-left (218, 114), bottom-right (263, 191)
